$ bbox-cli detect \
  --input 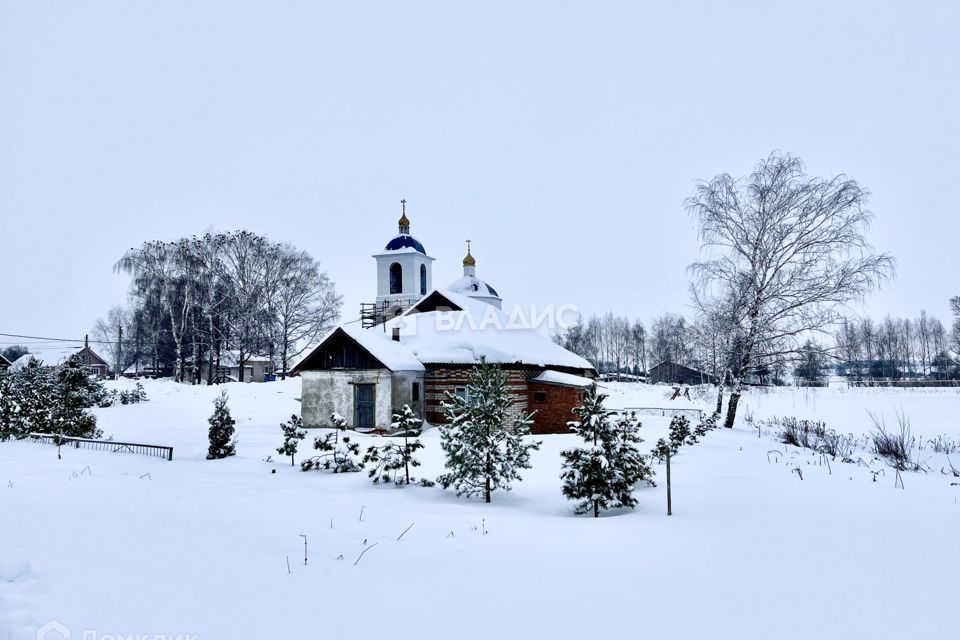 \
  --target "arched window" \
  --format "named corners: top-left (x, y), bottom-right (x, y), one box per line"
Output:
top-left (420, 264), bottom-right (427, 295)
top-left (389, 263), bottom-right (403, 294)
